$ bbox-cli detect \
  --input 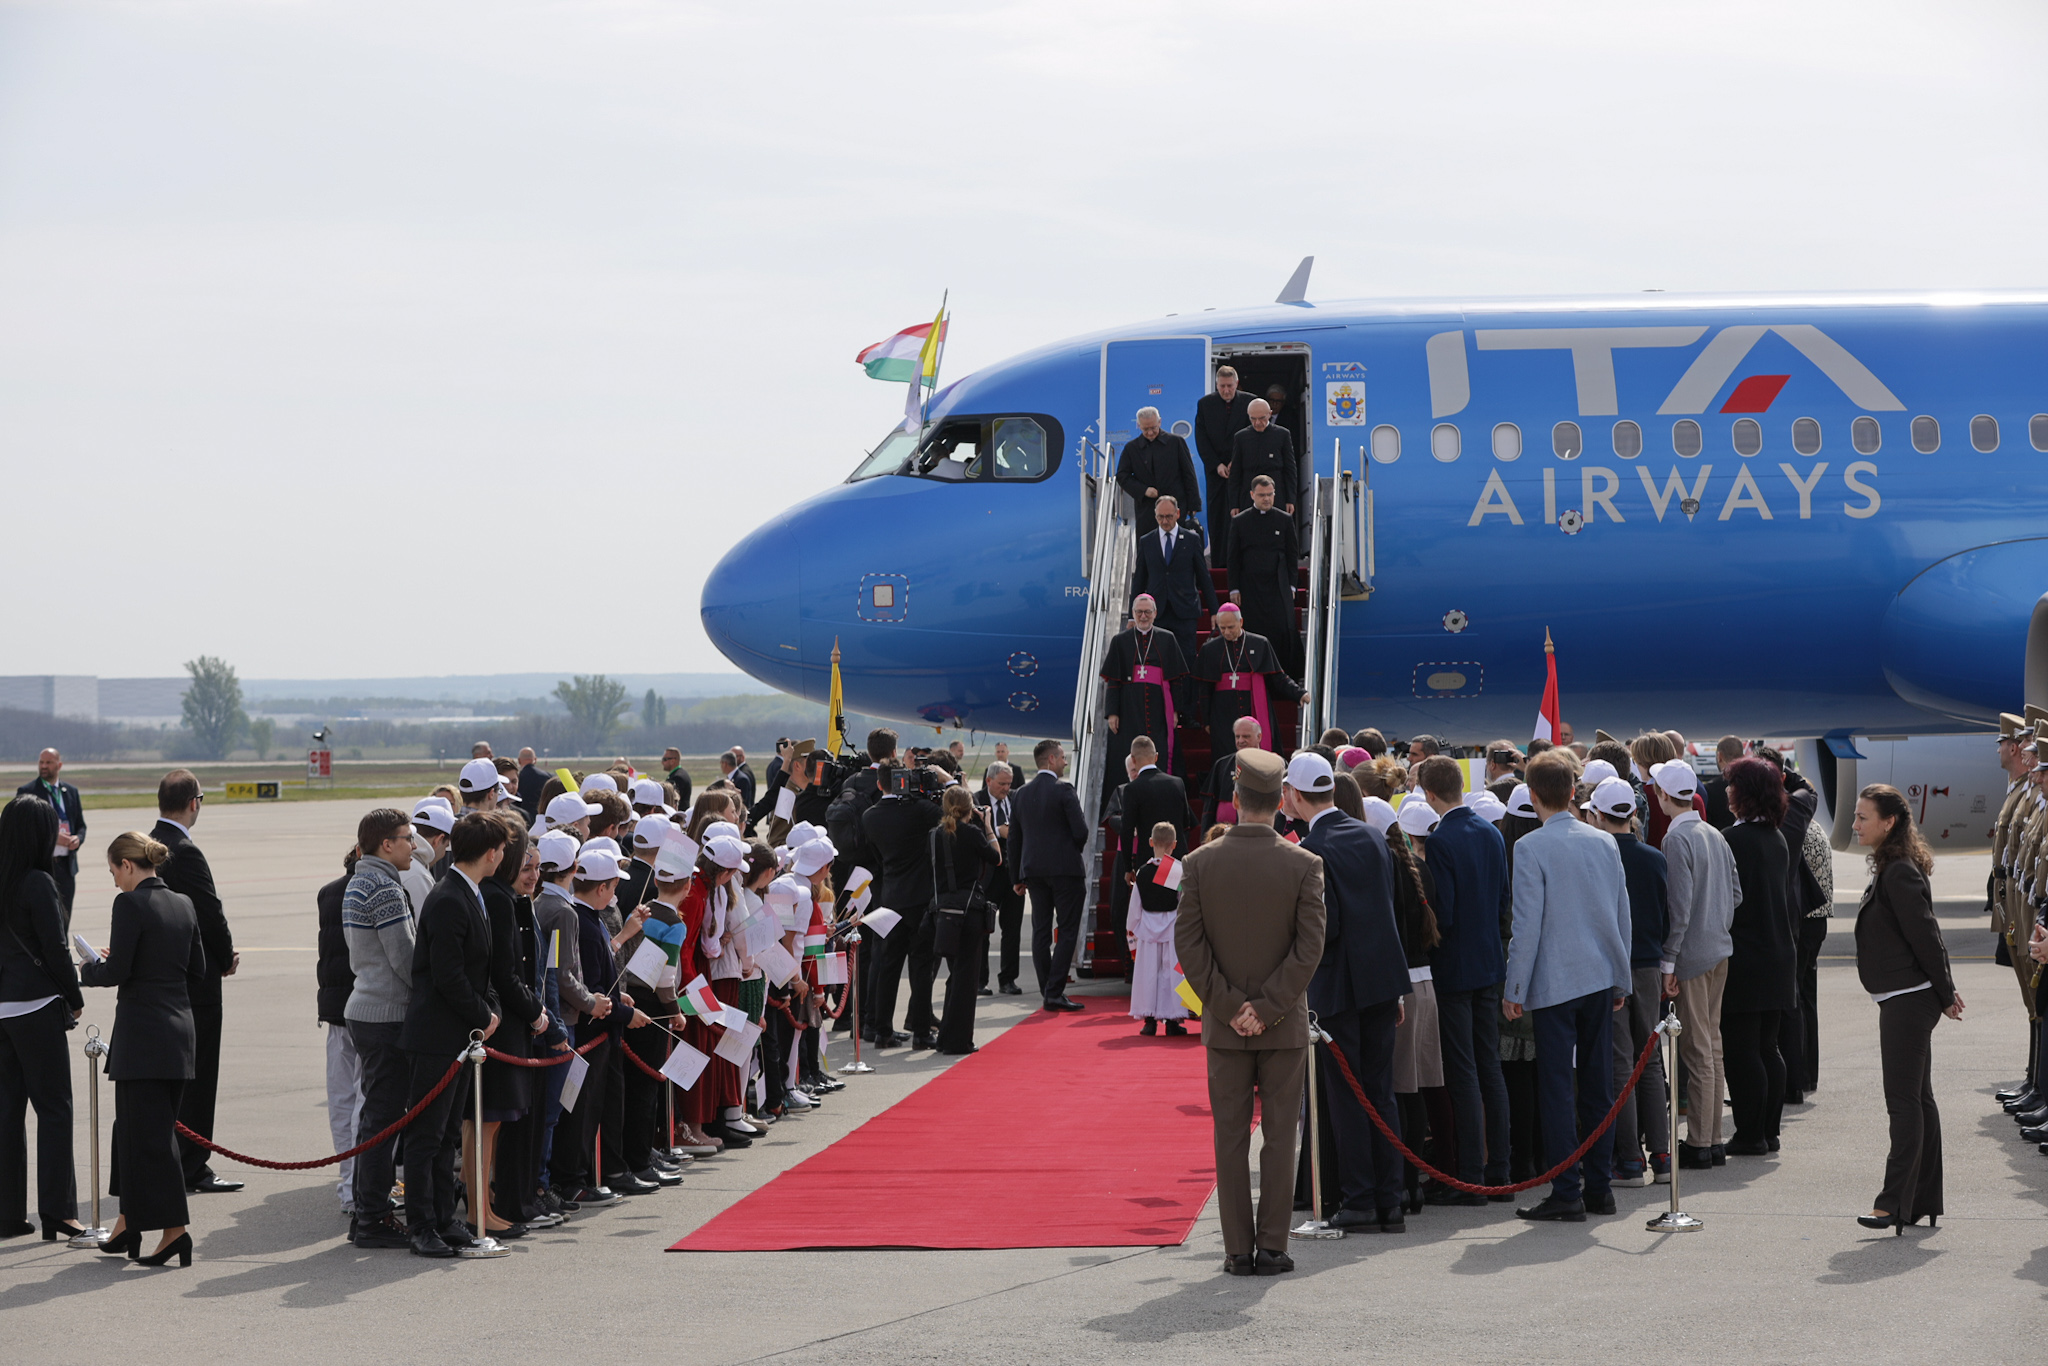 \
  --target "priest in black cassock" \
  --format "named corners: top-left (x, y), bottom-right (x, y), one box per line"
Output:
top-left (1227, 398), bottom-right (1297, 517)
top-left (1195, 368), bottom-right (1253, 557)
top-left (1227, 475), bottom-right (1303, 677)
top-left (1194, 603), bottom-right (1305, 752)
top-left (1100, 595), bottom-right (1188, 809)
